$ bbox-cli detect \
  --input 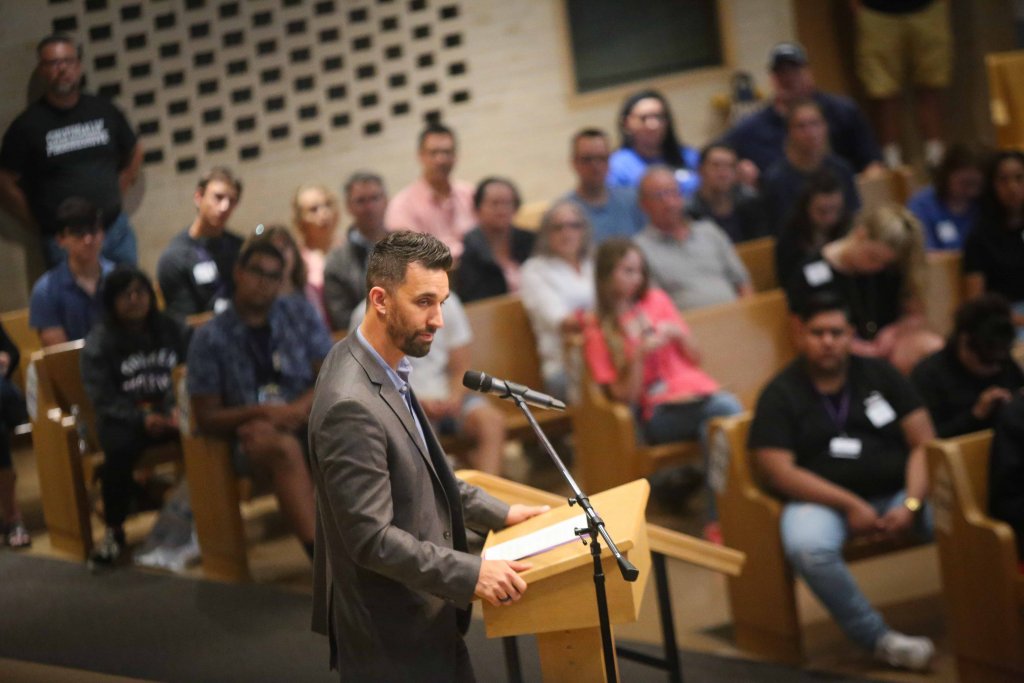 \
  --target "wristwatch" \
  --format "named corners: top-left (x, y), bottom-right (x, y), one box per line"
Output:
top-left (903, 496), bottom-right (922, 513)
